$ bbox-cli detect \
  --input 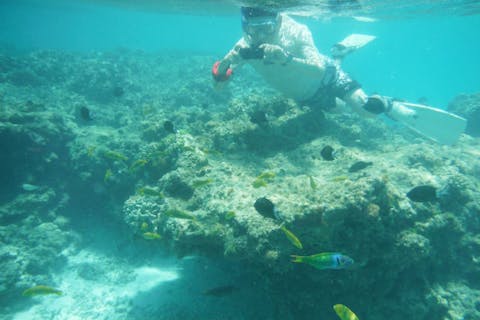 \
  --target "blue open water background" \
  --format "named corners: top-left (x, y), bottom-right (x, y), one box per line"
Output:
top-left (1, 0), bottom-right (479, 107)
